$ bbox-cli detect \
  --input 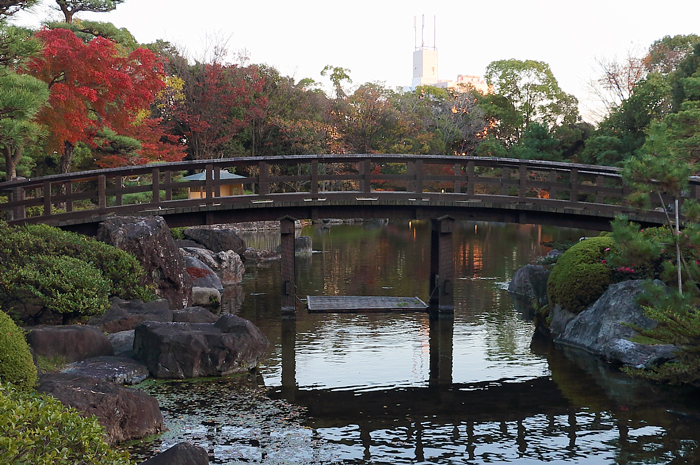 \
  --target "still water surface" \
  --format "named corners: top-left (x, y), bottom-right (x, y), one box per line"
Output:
top-left (234, 221), bottom-right (700, 464)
